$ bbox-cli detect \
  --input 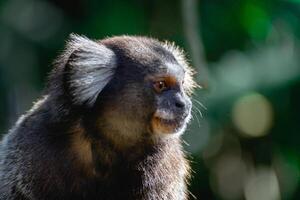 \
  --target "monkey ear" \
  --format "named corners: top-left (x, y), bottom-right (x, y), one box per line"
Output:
top-left (65, 34), bottom-right (117, 106)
